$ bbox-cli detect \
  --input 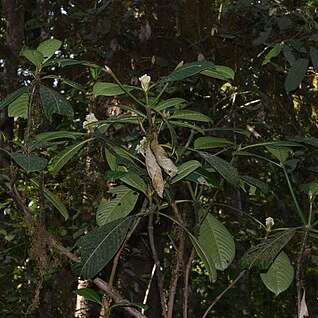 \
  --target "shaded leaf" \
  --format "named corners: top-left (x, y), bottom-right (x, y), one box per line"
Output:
top-left (96, 185), bottom-right (139, 226)
top-left (172, 160), bottom-right (201, 184)
top-left (39, 85), bottom-right (74, 120)
top-left (160, 61), bottom-right (216, 82)
top-left (240, 229), bottom-right (296, 270)
top-left (37, 39), bottom-right (62, 60)
top-left (194, 136), bottom-right (233, 149)
top-left (301, 181), bottom-right (318, 200)
top-left (199, 213), bottom-right (235, 270)
top-left (284, 58), bottom-right (309, 93)
top-left (310, 46), bottom-right (318, 71)
top-left (22, 49), bottom-right (44, 67)
top-left (8, 92), bottom-right (29, 118)
top-left (155, 98), bottom-right (187, 111)
top-left (11, 152), bottom-right (47, 173)
top-left (186, 167), bottom-right (220, 188)
top-left (170, 110), bottom-right (210, 122)
top-left (198, 151), bottom-right (240, 187)
top-left (266, 145), bottom-right (292, 164)
top-left (49, 139), bottom-right (92, 176)
top-left (93, 82), bottom-right (135, 96)
top-left (260, 251), bottom-right (294, 295)
top-left (120, 172), bottom-right (147, 195)
top-left (241, 175), bottom-right (269, 194)
top-left (76, 217), bottom-right (133, 279)
top-left (201, 65), bottom-right (235, 81)
top-left (35, 131), bottom-right (86, 142)
top-left (0, 86), bottom-right (28, 110)
top-left (74, 288), bottom-right (103, 306)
